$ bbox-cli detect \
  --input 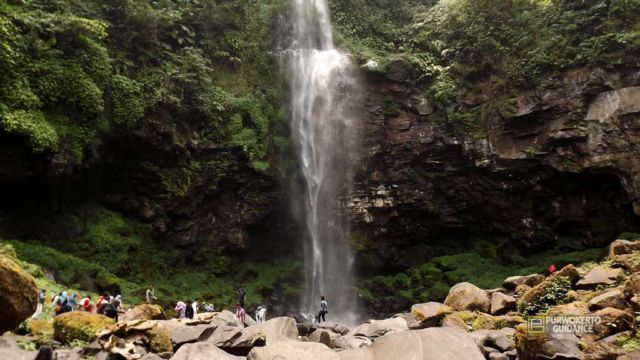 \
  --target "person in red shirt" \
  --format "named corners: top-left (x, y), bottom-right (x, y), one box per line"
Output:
top-left (79, 295), bottom-right (94, 312)
top-left (548, 264), bottom-right (557, 274)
